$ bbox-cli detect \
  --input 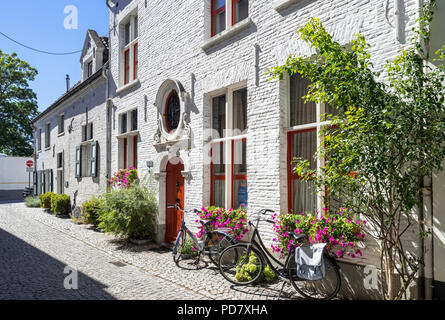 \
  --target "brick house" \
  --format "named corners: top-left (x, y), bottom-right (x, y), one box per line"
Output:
top-left (33, 0), bottom-right (445, 298)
